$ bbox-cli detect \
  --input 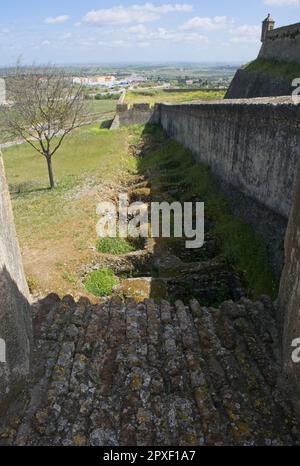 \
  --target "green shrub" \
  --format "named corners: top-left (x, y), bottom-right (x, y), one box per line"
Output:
top-left (96, 237), bottom-right (135, 255)
top-left (84, 268), bottom-right (118, 297)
